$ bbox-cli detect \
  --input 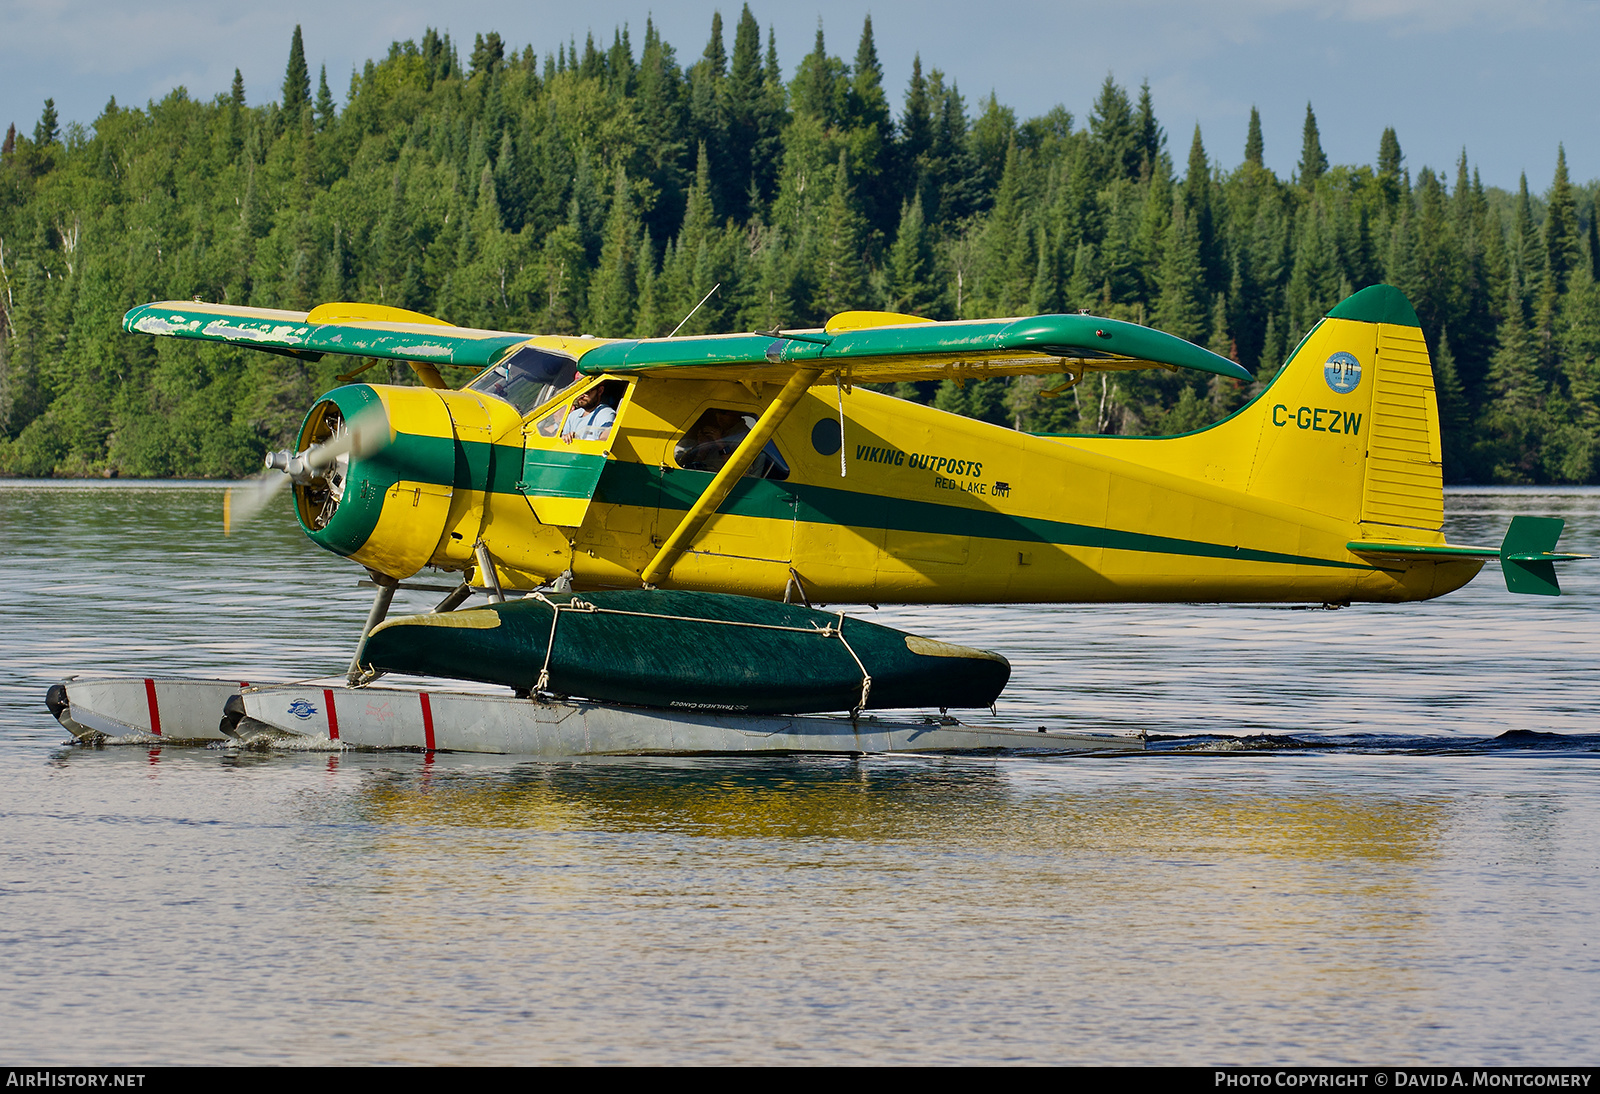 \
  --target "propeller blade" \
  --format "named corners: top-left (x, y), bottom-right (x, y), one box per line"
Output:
top-left (304, 401), bottom-right (391, 470)
top-left (223, 472), bottom-right (291, 535)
